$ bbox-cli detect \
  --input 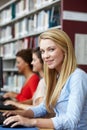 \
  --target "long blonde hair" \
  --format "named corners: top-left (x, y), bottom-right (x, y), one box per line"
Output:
top-left (39, 29), bottom-right (77, 112)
